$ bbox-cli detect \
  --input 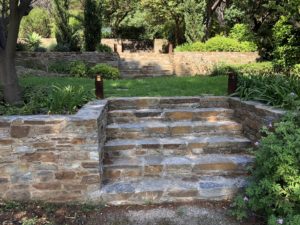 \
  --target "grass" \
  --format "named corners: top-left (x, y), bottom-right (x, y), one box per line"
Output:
top-left (20, 75), bottom-right (228, 97)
